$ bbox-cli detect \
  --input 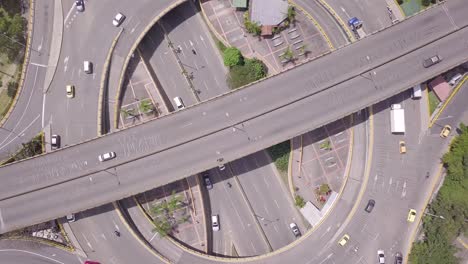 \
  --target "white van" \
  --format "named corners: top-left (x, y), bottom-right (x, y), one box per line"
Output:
top-left (83, 61), bottom-right (92, 74)
top-left (448, 73), bottom-right (462, 86)
top-left (411, 84), bottom-right (422, 99)
top-left (173, 96), bottom-right (185, 110)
